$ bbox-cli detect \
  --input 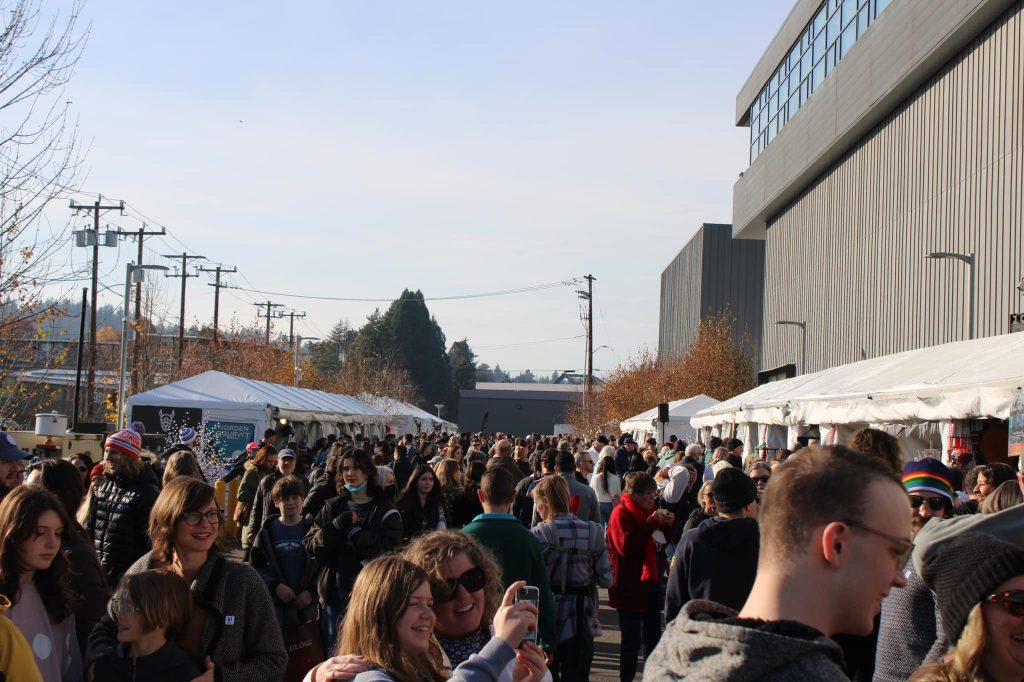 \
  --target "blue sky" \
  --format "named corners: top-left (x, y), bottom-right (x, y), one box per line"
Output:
top-left (48, 1), bottom-right (790, 377)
